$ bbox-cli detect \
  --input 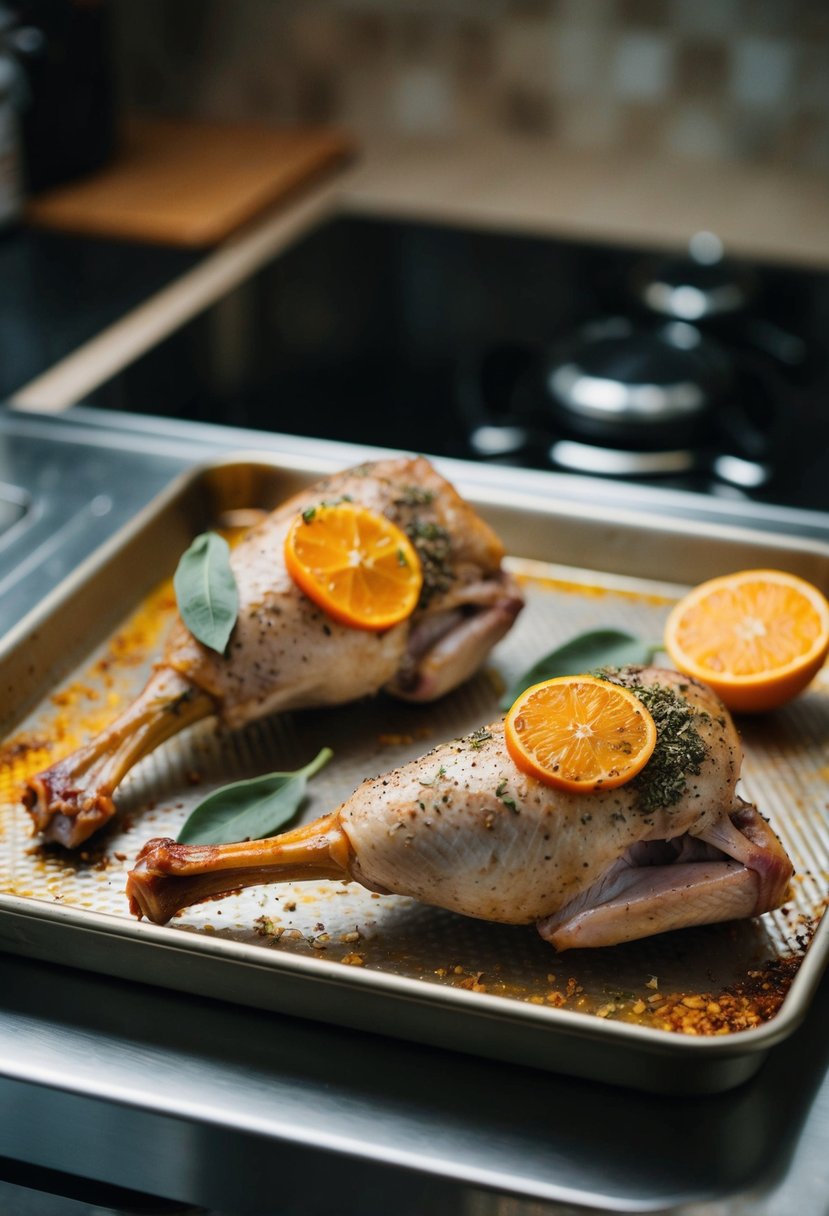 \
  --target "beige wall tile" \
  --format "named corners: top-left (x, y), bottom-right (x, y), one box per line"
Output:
top-left (111, 0), bottom-right (829, 172)
top-left (612, 32), bottom-right (673, 101)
